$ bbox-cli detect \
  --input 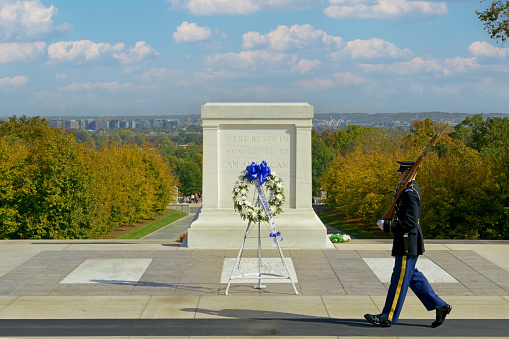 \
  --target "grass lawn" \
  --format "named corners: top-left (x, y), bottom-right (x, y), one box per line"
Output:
top-left (118, 210), bottom-right (188, 239)
top-left (316, 210), bottom-right (381, 239)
